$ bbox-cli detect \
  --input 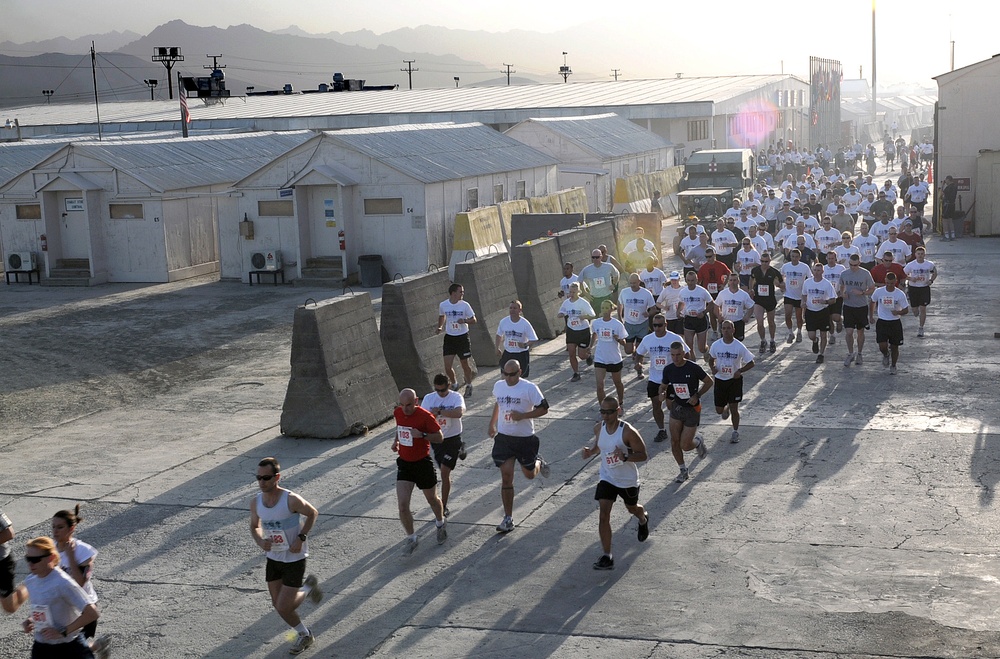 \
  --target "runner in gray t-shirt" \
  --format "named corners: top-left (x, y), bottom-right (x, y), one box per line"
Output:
top-left (838, 254), bottom-right (877, 367)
